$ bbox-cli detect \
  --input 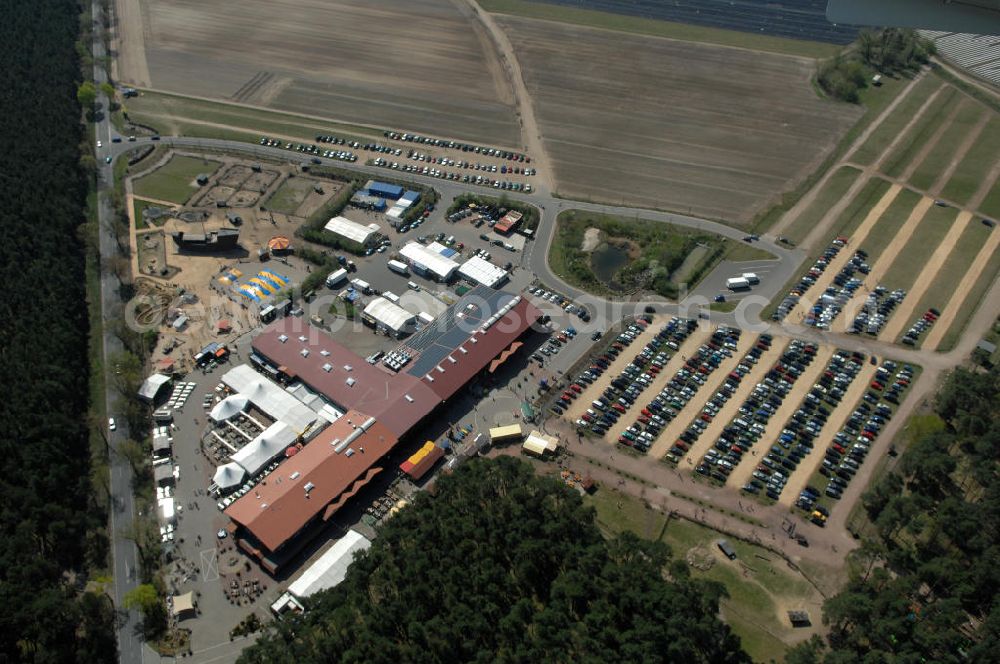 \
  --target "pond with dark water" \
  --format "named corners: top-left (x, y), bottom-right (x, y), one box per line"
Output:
top-left (590, 242), bottom-right (629, 291)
